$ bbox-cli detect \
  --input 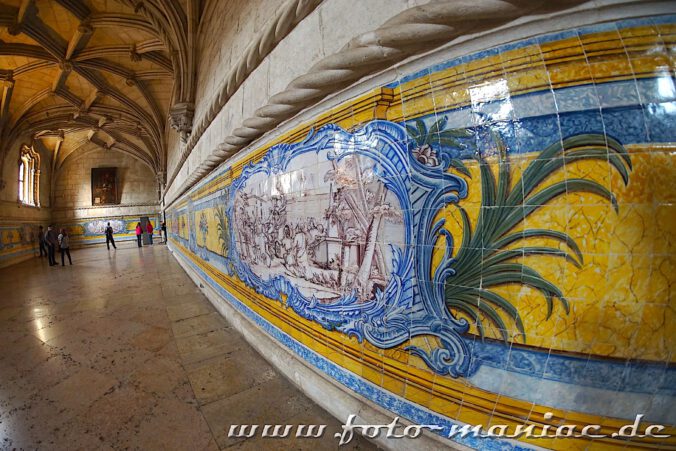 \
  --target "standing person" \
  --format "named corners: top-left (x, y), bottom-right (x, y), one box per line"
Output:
top-left (58, 228), bottom-right (72, 266)
top-left (161, 222), bottom-right (167, 244)
top-left (45, 225), bottom-right (59, 266)
top-left (135, 223), bottom-right (143, 247)
top-left (105, 222), bottom-right (117, 250)
top-left (38, 225), bottom-right (47, 258)
top-left (146, 221), bottom-right (154, 245)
